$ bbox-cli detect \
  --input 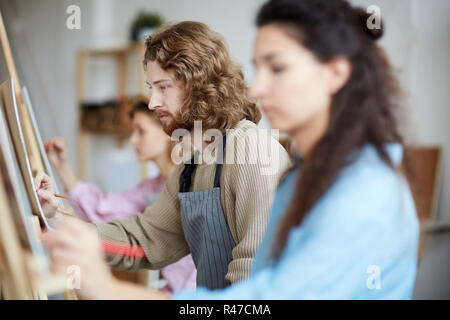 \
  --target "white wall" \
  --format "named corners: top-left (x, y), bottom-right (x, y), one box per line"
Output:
top-left (0, 0), bottom-right (449, 217)
top-left (352, 0), bottom-right (450, 221)
top-left (409, 0), bottom-right (450, 221)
